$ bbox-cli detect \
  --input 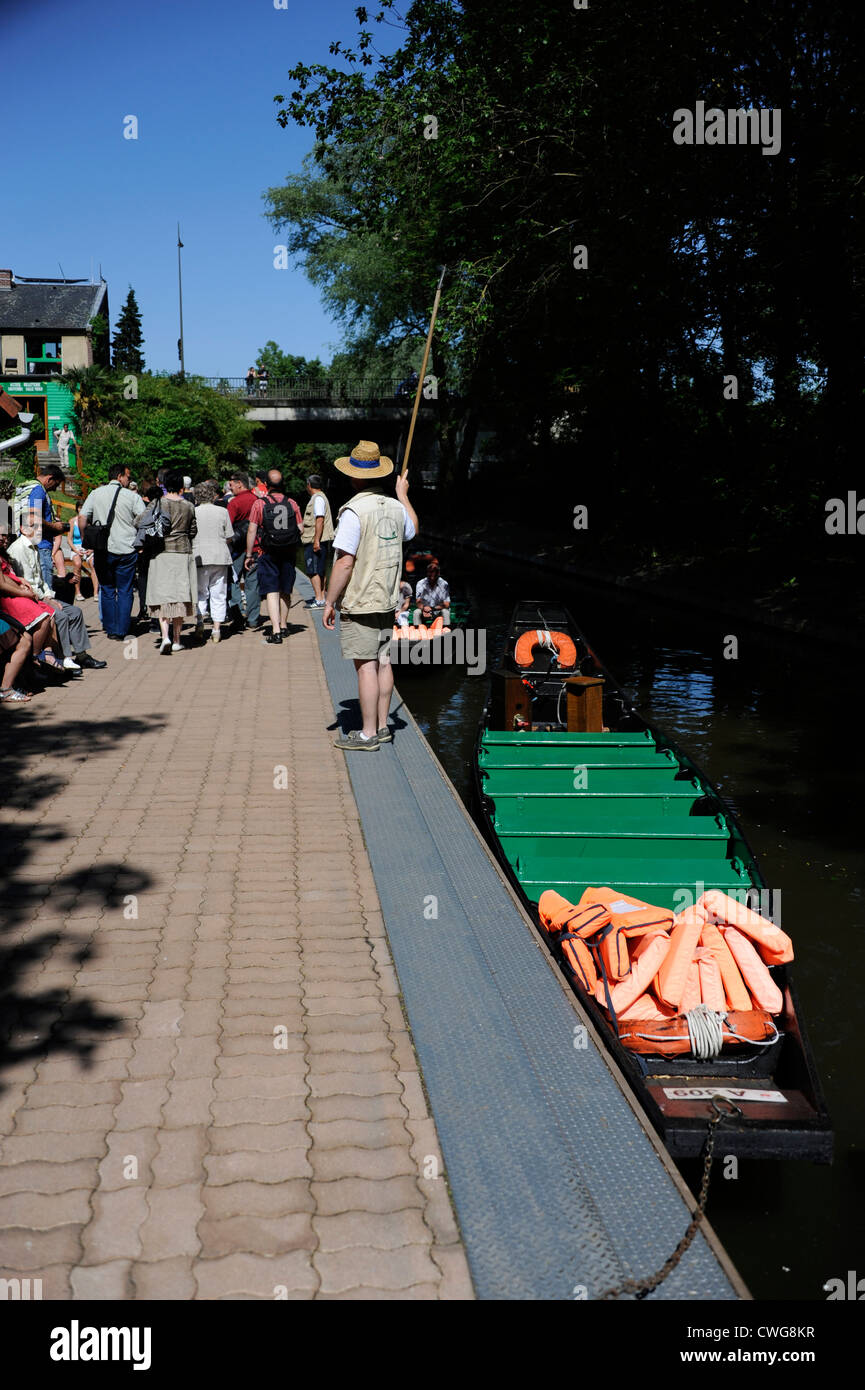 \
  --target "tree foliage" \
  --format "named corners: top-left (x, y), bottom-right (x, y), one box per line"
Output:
top-left (268, 0), bottom-right (865, 532)
top-left (255, 340), bottom-right (326, 382)
top-left (64, 373), bottom-right (258, 490)
top-left (112, 287), bottom-right (145, 373)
